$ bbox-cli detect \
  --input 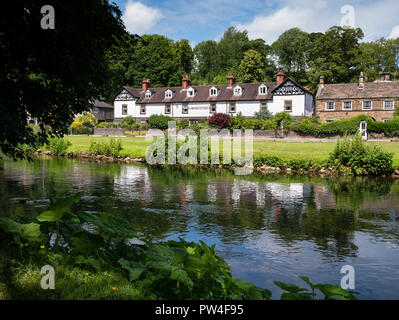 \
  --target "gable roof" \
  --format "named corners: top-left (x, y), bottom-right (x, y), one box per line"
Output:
top-left (272, 78), bottom-right (313, 95)
top-left (91, 99), bottom-right (113, 109)
top-left (316, 81), bottom-right (399, 100)
top-left (121, 82), bottom-right (280, 104)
